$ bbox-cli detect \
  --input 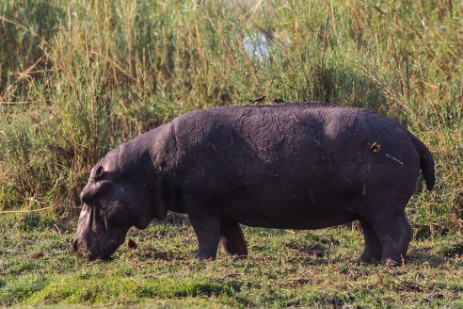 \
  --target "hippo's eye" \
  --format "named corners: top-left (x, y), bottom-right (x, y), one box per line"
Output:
top-left (94, 165), bottom-right (105, 180)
